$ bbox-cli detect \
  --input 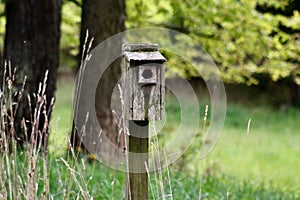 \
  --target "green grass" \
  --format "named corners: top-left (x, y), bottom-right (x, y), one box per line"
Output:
top-left (209, 105), bottom-right (300, 189)
top-left (48, 76), bottom-right (300, 199)
top-left (45, 158), bottom-right (299, 199)
top-left (49, 76), bottom-right (75, 155)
